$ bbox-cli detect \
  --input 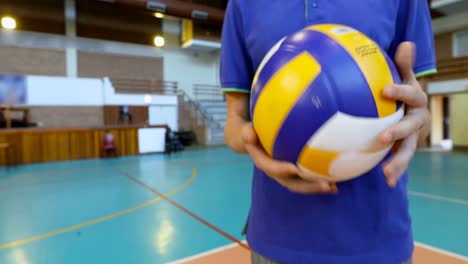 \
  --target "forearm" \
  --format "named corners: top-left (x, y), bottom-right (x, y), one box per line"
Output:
top-left (224, 92), bottom-right (251, 153)
top-left (225, 114), bottom-right (248, 153)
